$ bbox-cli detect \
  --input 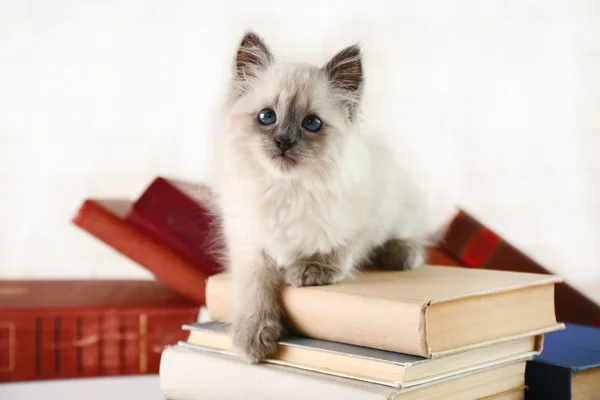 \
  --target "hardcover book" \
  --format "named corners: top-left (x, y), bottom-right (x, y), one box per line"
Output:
top-left (525, 323), bottom-right (600, 400)
top-left (0, 280), bottom-right (200, 382)
top-left (206, 266), bottom-right (564, 357)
